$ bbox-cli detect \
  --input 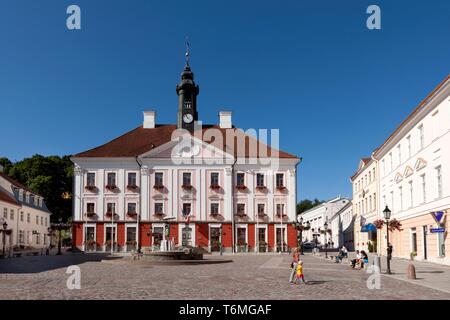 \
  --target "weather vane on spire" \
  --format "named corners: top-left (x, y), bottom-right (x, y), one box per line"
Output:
top-left (185, 37), bottom-right (190, 66)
